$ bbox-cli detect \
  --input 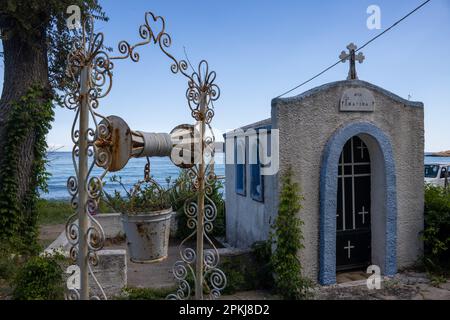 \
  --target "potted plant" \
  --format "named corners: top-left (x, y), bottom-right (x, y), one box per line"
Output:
top-left (105, 175), bottom-right (173, 263)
